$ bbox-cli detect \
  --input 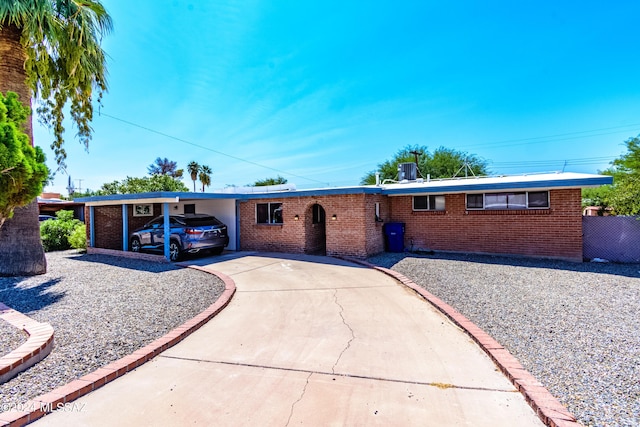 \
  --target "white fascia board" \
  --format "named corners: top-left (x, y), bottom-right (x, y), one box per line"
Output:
top-left (382, 172), bottom-right (613, 196)
top-left (84, 197), bottom-right (180, 207)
